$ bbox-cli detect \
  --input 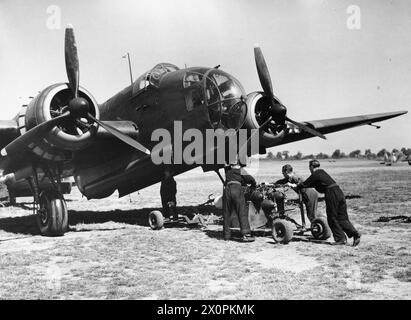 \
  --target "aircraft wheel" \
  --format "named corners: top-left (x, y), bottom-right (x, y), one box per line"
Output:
top-left (311, 217), bottom-right (331, 240)
top-left (149, 210), bottom-right (164, 230)
top-left (272, 219), bottom-right (294, 244)
top-left (36, 190), bottom-right (68, 236)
